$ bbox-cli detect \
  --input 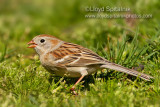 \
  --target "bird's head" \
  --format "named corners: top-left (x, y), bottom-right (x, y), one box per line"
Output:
top-left (27, 34), bottom-right (62, 55)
